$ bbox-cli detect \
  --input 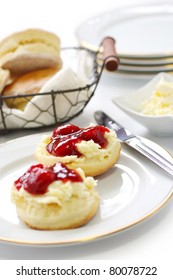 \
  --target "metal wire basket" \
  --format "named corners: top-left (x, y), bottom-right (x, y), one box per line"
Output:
top-left (0, 37), bottom-right (118, 133)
